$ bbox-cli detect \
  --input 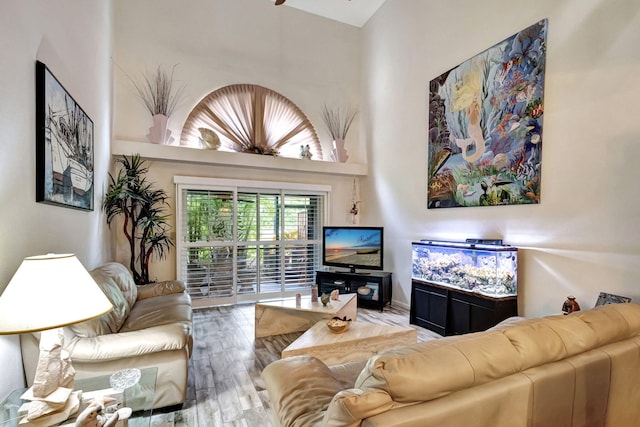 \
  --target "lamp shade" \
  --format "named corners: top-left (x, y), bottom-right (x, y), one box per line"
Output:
top-left (0, 254), bottom-right (113, 334)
